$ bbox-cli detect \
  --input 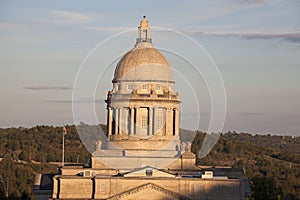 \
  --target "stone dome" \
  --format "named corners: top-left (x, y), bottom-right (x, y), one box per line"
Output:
top-left (105, 17), bottom-right (180, 147)
top-left (113, 43), bottom-right (173, 82)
